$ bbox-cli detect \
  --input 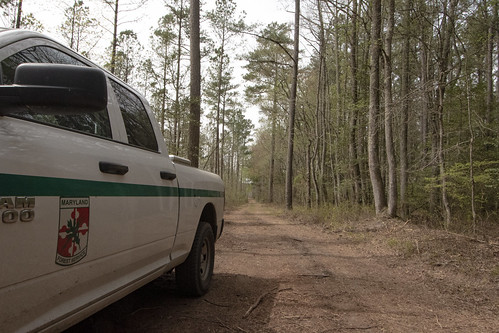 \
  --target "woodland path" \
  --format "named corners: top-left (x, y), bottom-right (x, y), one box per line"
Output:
top-left (67, 201), bottom-right (498, 332)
